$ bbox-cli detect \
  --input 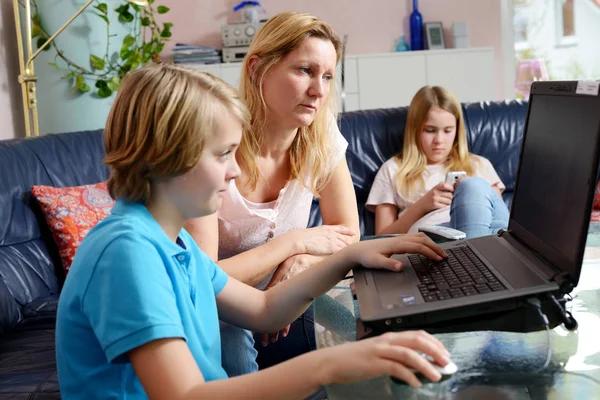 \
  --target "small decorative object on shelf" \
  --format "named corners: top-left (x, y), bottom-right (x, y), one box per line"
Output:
top-left (424, 22), bottom-right (446, 50)
top-left (409, 0), bottom-right (423, 51)
top-left (395, 35), bottom-right (410, 52)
